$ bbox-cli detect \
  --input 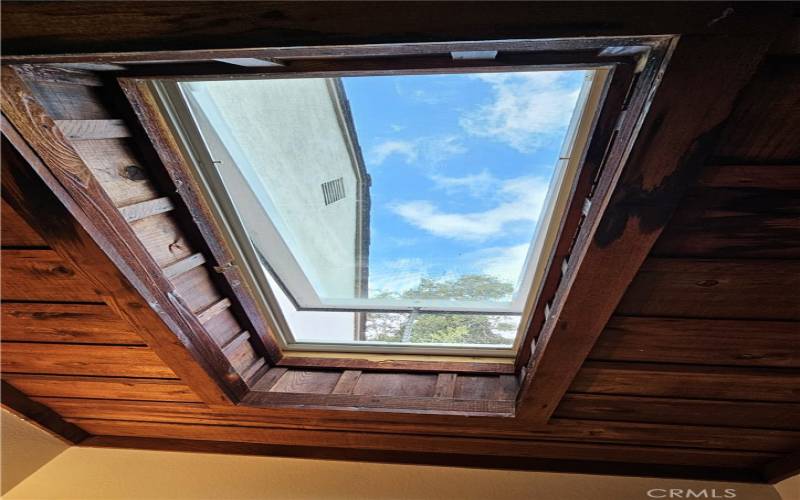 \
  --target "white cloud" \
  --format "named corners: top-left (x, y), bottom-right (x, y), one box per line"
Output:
top-left (369, 135), bottom-right (466, 167)
top-left (390, 175), bottom-right (549, 241)
top-left (430, 169), bottom-right (495, 196)
top-left (460, 71), bottom-right (583, 153)
top-left (470, 243), bottom-right (531, 287)
top-left (369, 140), bottom-right (418, 165)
